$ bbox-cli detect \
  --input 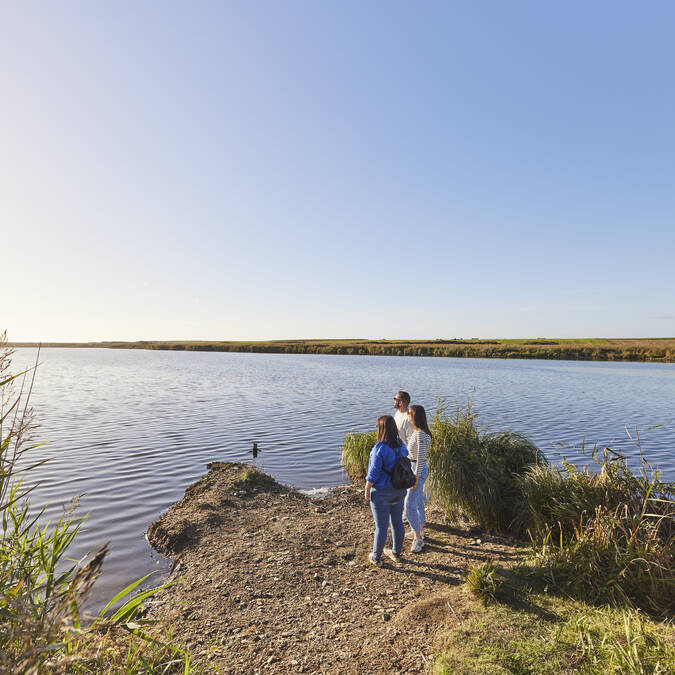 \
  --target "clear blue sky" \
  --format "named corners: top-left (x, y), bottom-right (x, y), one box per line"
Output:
top-left (2, 1), bottom-right (674, 341)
